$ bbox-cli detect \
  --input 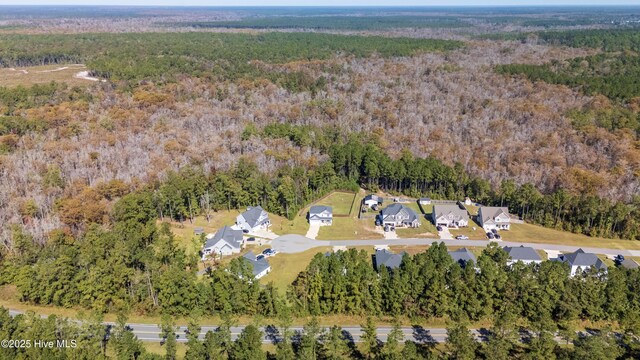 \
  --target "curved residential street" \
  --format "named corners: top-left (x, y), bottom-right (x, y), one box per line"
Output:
top-left (271, 234), bottom-right (640, 257)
